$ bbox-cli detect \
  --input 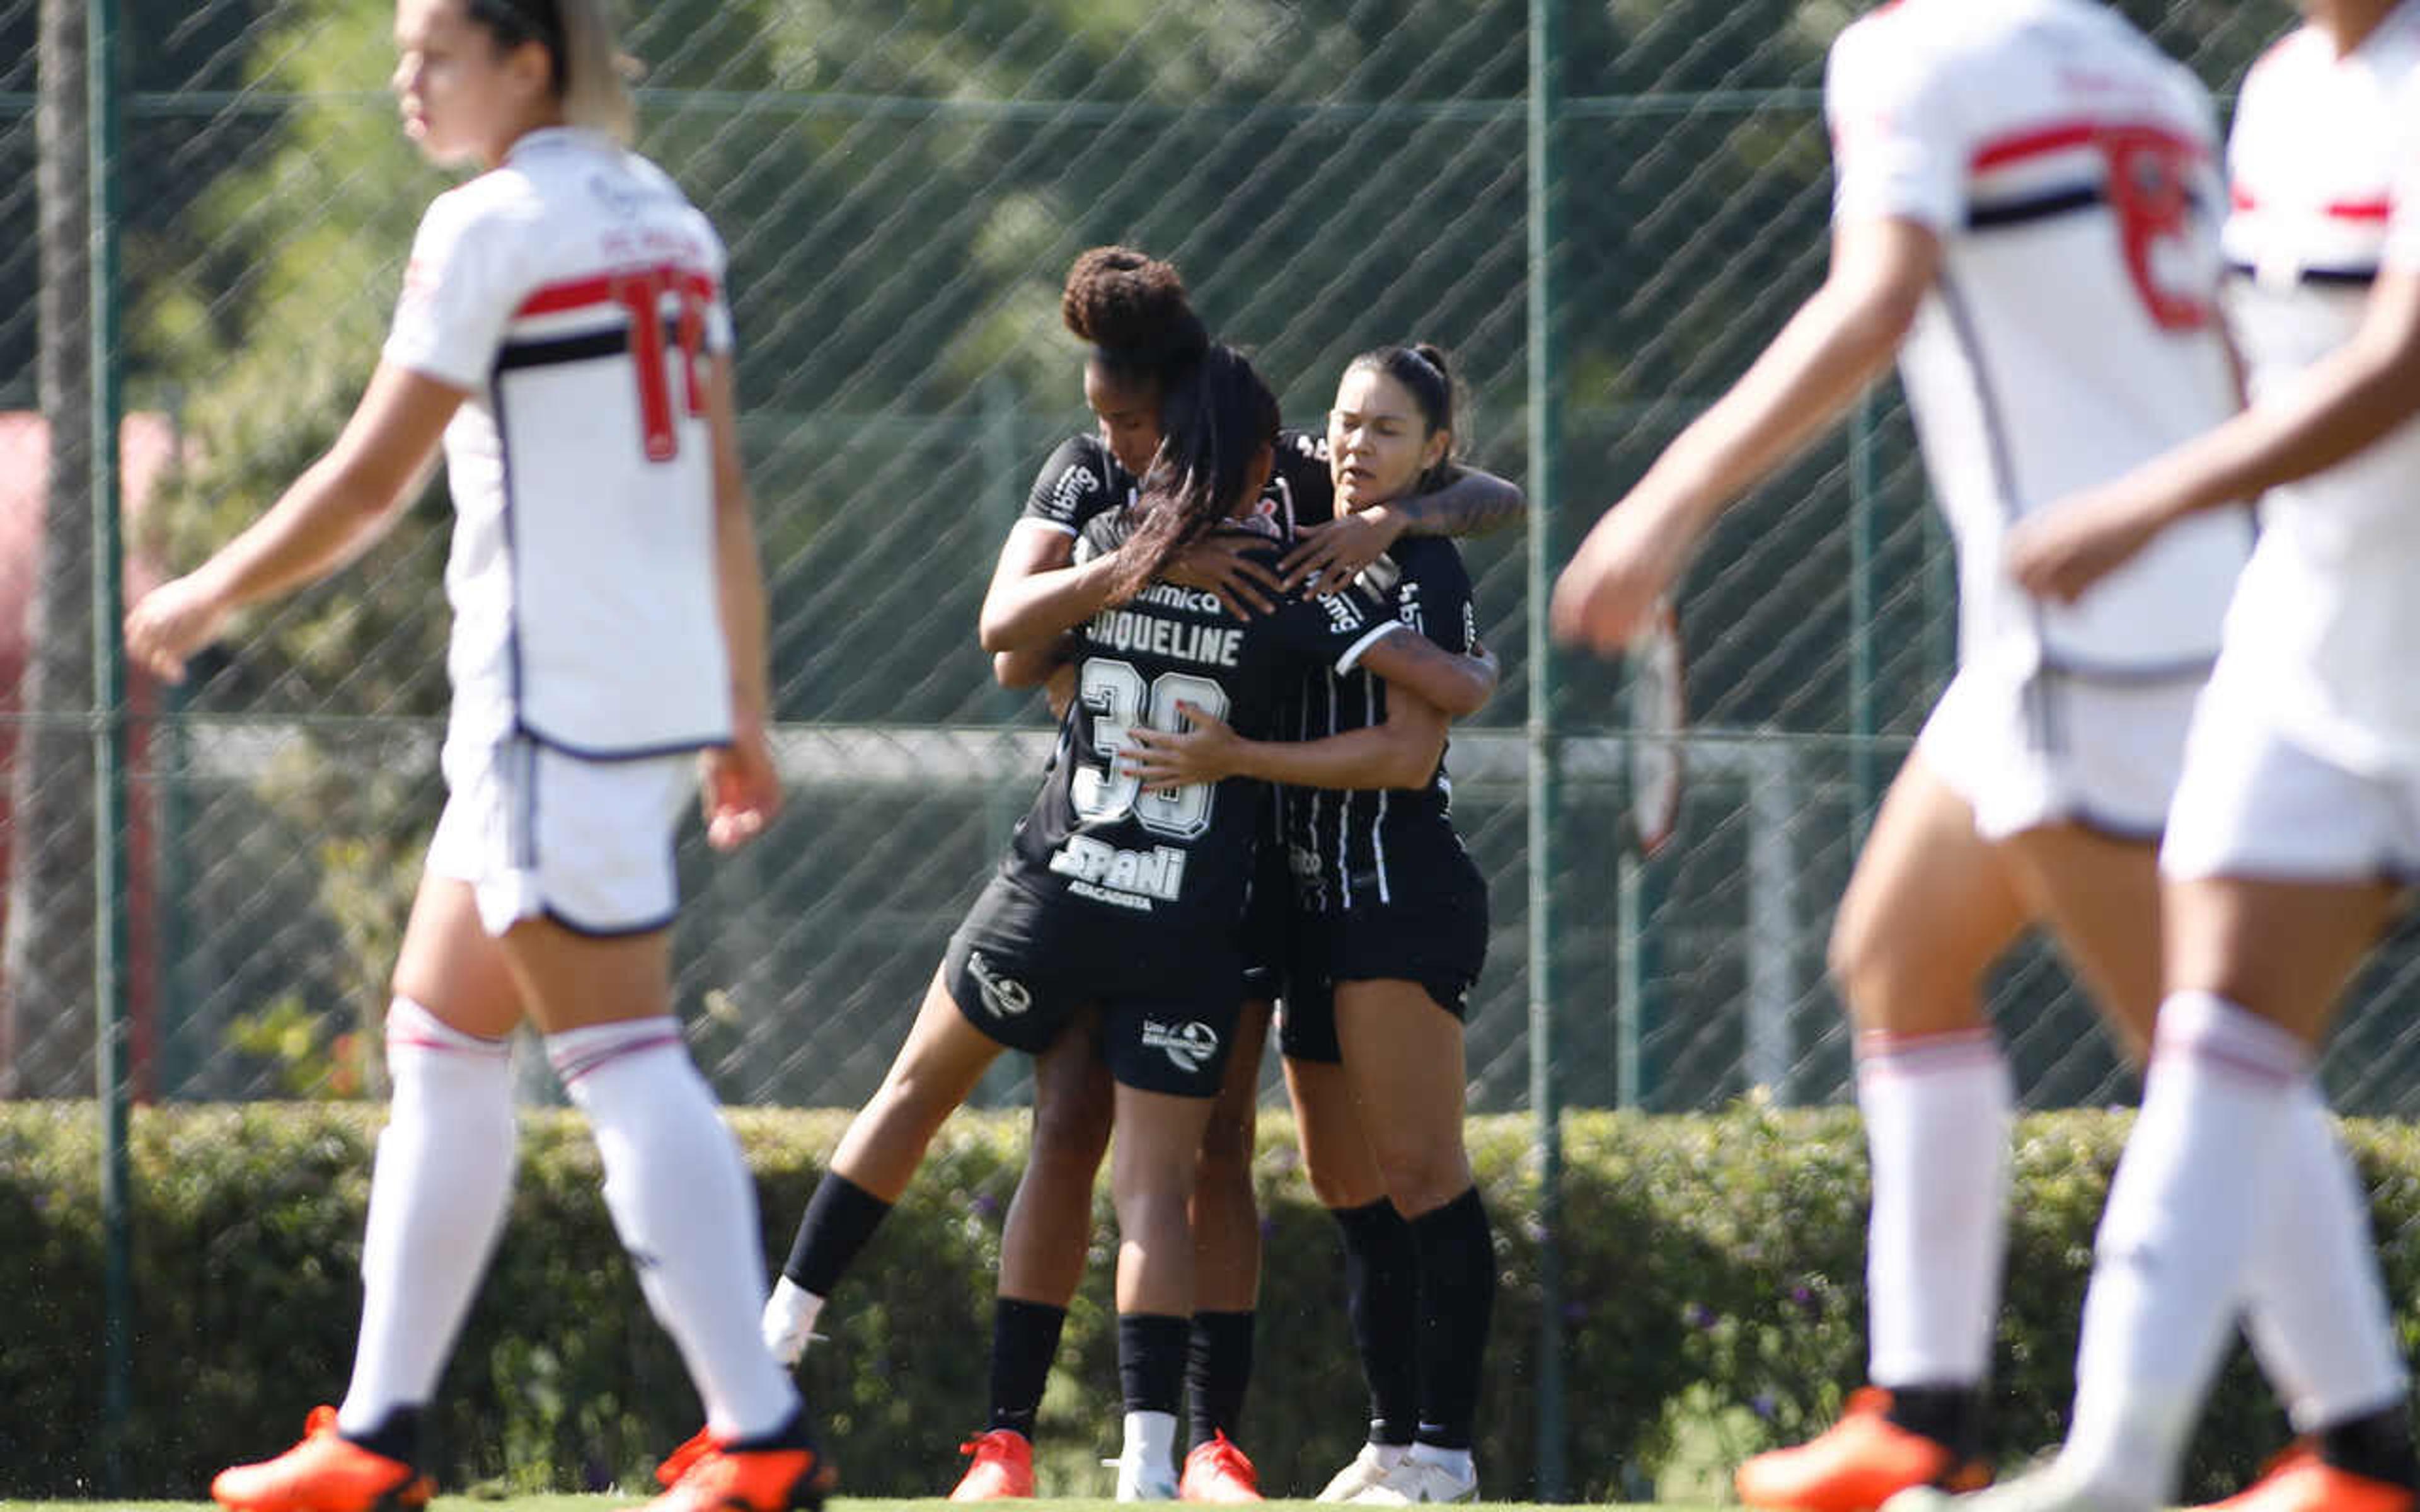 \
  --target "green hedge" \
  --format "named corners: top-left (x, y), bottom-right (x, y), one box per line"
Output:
top-left (6, 1102), bottom-right (2412, 1500)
